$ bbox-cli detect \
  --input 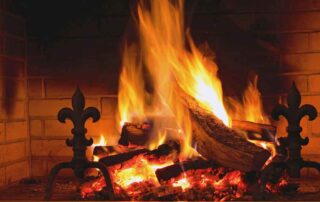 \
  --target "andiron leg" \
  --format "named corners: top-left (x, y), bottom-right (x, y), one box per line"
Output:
top-left (303, 160), bottom-right (320, 172)
top-left (87, 162), bottom-right (114, 198)
top-left (44, 162), bottom-right (72, 200)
